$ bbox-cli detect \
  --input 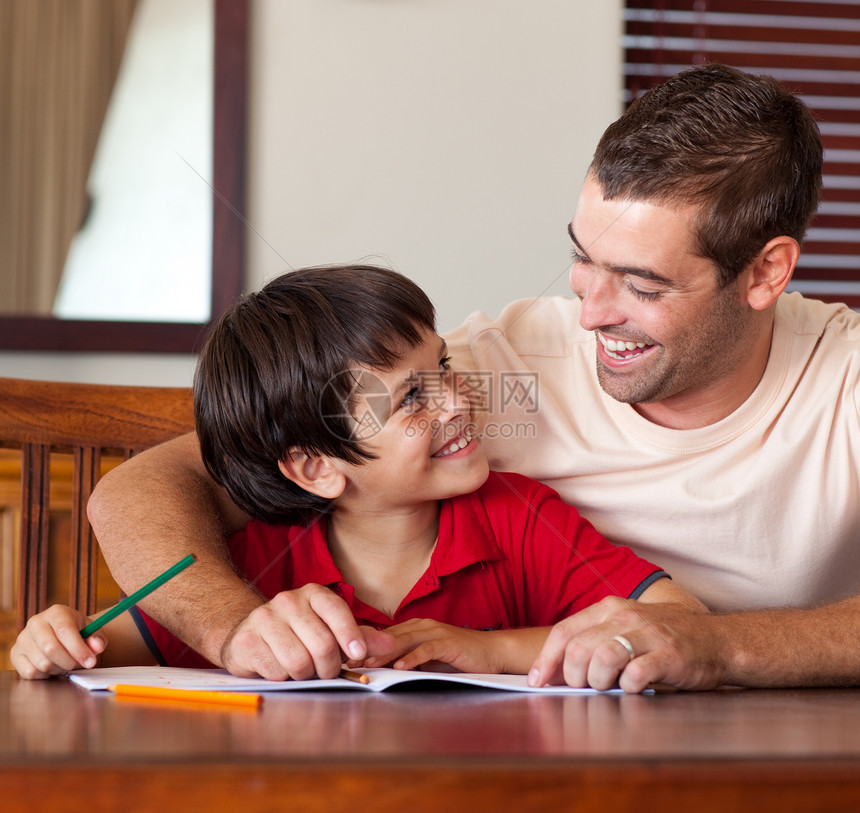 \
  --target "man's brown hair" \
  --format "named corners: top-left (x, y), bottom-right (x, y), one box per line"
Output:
top-left (591, 63), bottom-right (823, 285)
